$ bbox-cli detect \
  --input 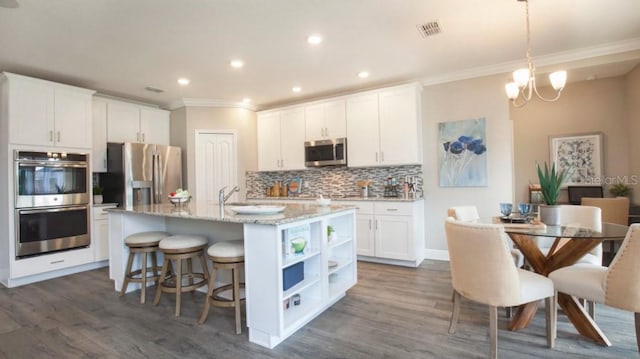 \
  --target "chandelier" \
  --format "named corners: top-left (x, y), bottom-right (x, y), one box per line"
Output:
top-left (505, 0), bottom-right (567, 107)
